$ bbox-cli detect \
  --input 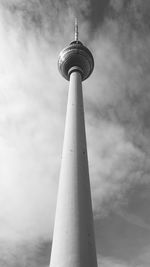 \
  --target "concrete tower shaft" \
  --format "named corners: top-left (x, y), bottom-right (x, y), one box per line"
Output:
top-left (49, 21), bottom-right (97, 267)
top-left (50, 71), bottom-right (97, 267)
